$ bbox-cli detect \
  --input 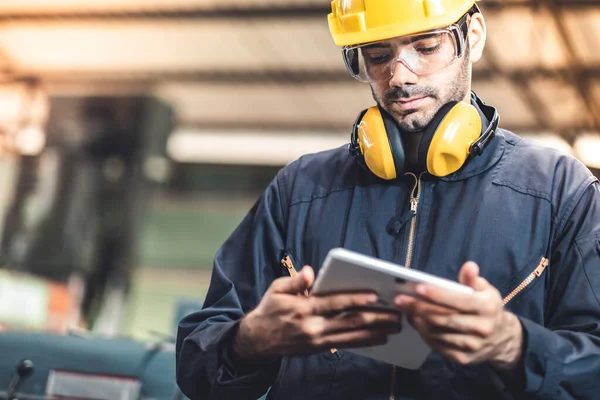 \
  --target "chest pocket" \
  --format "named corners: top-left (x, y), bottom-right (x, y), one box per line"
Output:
top-left (501, 254), bottom-right (549, 321)
top-left (269, 250), bottom-right (342, 399)
top-left (502, 256), bottom-right (549, 305)
top-left (280, 249), bottom-right (340, 356)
